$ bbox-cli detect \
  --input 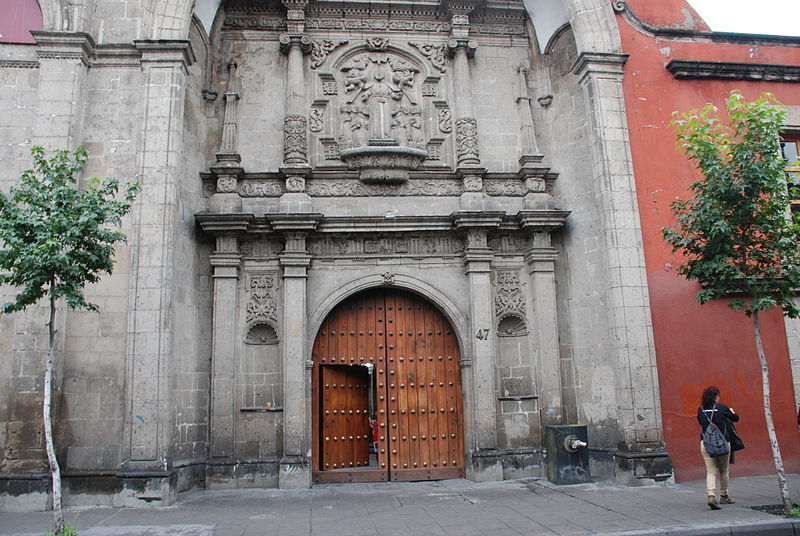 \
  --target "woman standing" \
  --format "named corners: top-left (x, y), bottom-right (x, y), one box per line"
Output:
top-left (698, 386), bottom-right (739, 509)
